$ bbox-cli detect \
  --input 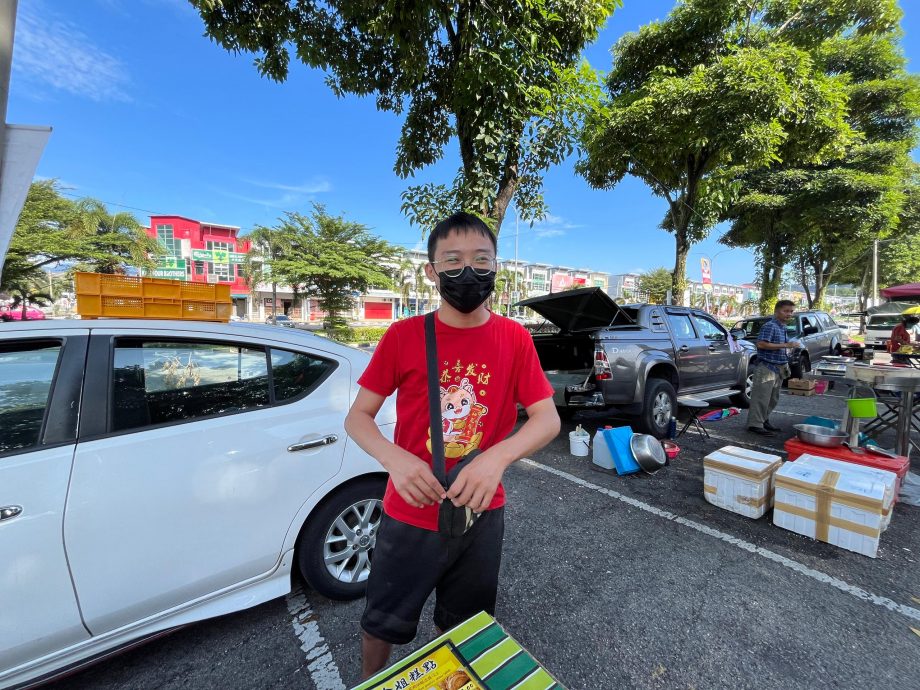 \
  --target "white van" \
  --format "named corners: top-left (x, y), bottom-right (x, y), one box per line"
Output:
top-left (865, 311), bottom-right (919, 349)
